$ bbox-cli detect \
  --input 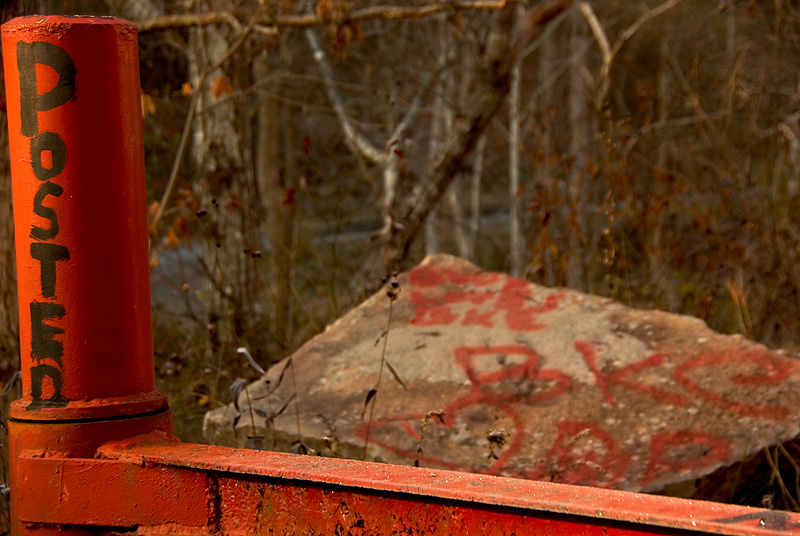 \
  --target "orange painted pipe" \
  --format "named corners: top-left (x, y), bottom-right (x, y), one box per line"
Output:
top-left (2, 16), bottom-right (167, 420)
